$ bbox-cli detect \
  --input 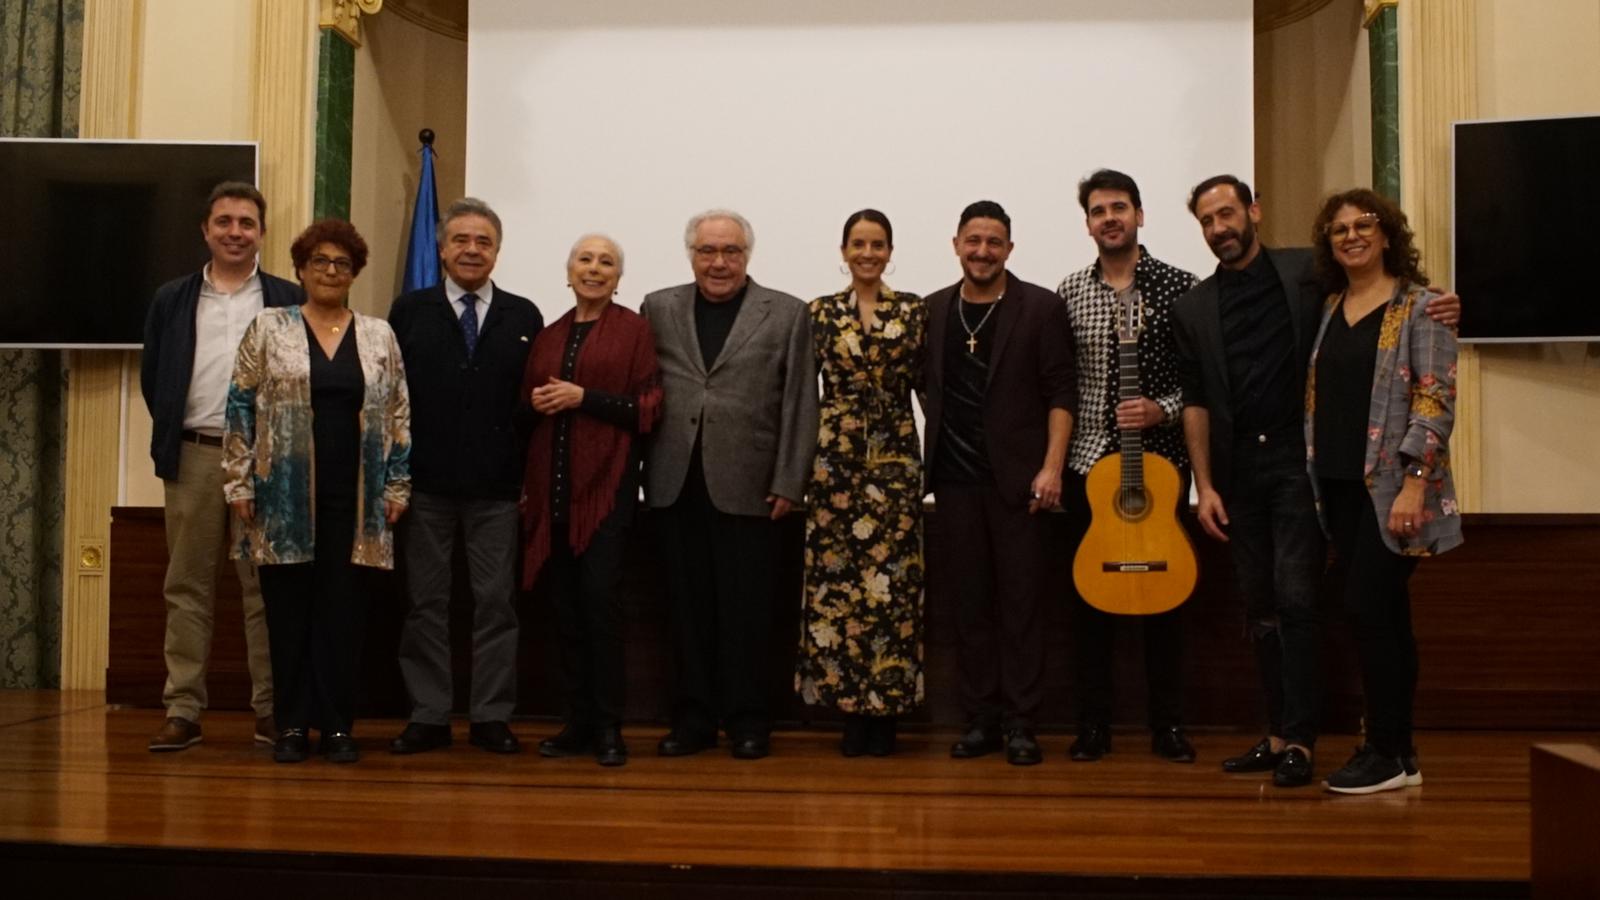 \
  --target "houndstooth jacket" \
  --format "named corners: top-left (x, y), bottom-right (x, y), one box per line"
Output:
top-left (1056, 247), bottom-right (1198, 476)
